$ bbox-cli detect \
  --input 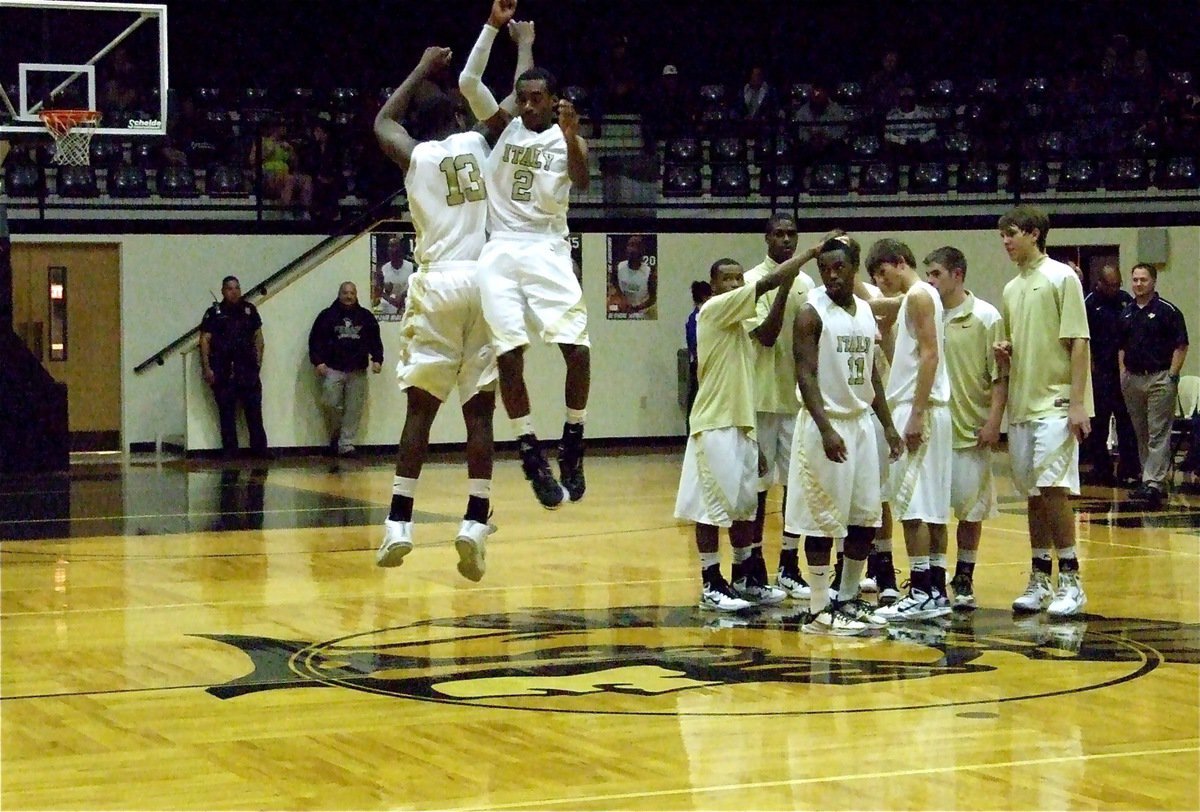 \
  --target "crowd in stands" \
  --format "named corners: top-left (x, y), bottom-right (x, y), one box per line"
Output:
top-left (3, 29), bottom-right (1198, 219)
